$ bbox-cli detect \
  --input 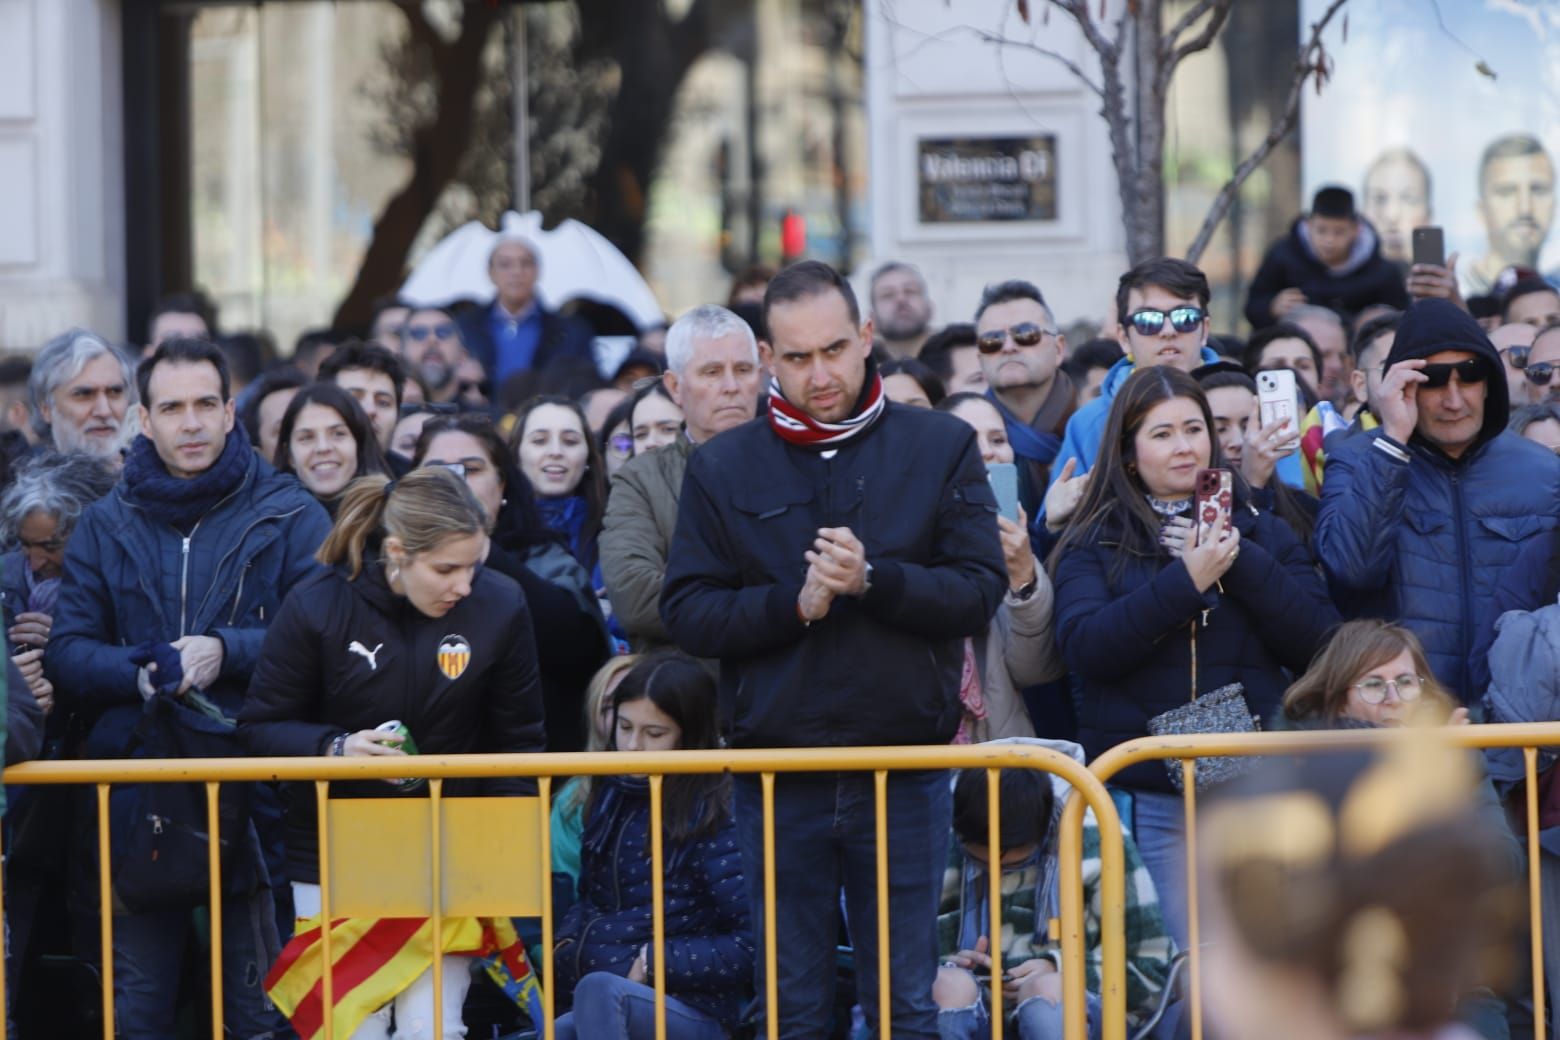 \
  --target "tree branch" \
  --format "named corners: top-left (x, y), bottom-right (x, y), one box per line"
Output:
top-left (393, 0), bottom-right (446, 62)
top-left (1052, 0), bottom-right (1116, 62)
top-left (1183, 0), bottom-right (1351, 263)
top-left (965, 26), bottom-right (1105, 98)
top-left (1164, 0), bottom-right (1233, 75)
top-left (1161, 0), bottom-right (1220, 54)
